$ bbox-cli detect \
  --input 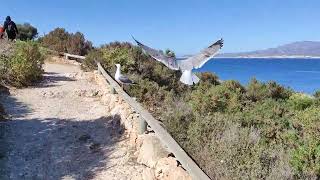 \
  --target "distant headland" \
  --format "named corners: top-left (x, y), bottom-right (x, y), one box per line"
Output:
top-left (217, 41), bottom-right (320, 58)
